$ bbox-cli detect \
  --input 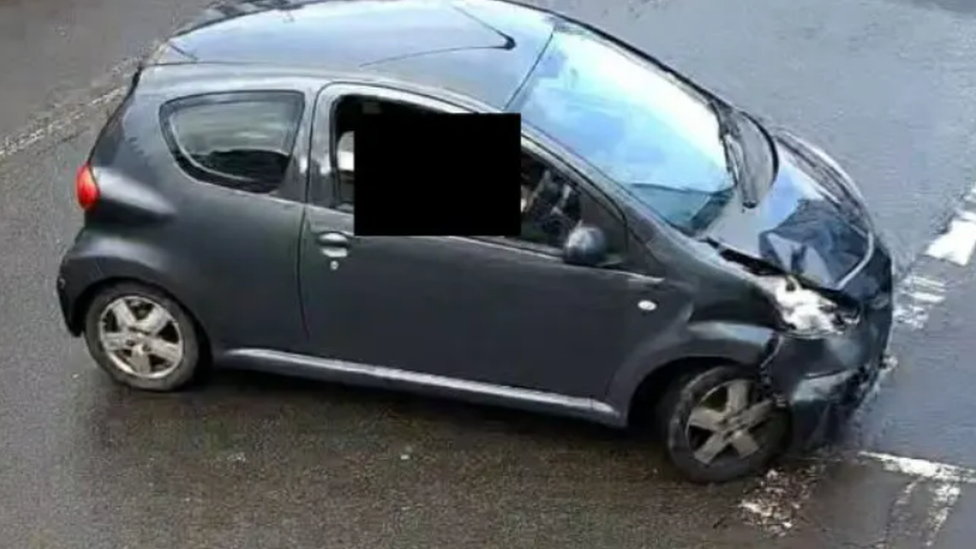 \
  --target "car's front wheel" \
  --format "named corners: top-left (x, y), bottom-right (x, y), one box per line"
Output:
top-left (82, 282), bottom-right (201, 392)
top-left (657, 365), bottom-right (789, 483)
